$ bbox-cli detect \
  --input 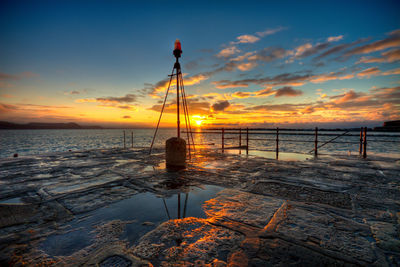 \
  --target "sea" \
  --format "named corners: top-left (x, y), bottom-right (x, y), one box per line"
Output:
top-left (0, 128), bottom-right (399, 158)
